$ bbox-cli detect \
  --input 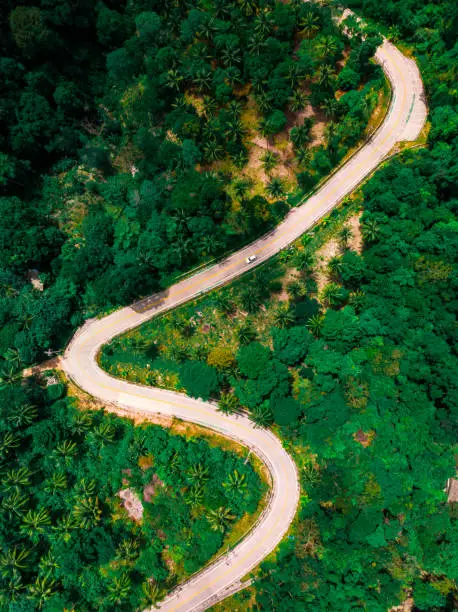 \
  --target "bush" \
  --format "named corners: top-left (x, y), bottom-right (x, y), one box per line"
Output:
top-left (270, 395), bottom-right (301, 426)
top-left (179, 360), bottom-right (219, 400)
top-left (46, 382), bottom-right (65, 401)
top-left (337, 66), bottom-right (360, 91)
